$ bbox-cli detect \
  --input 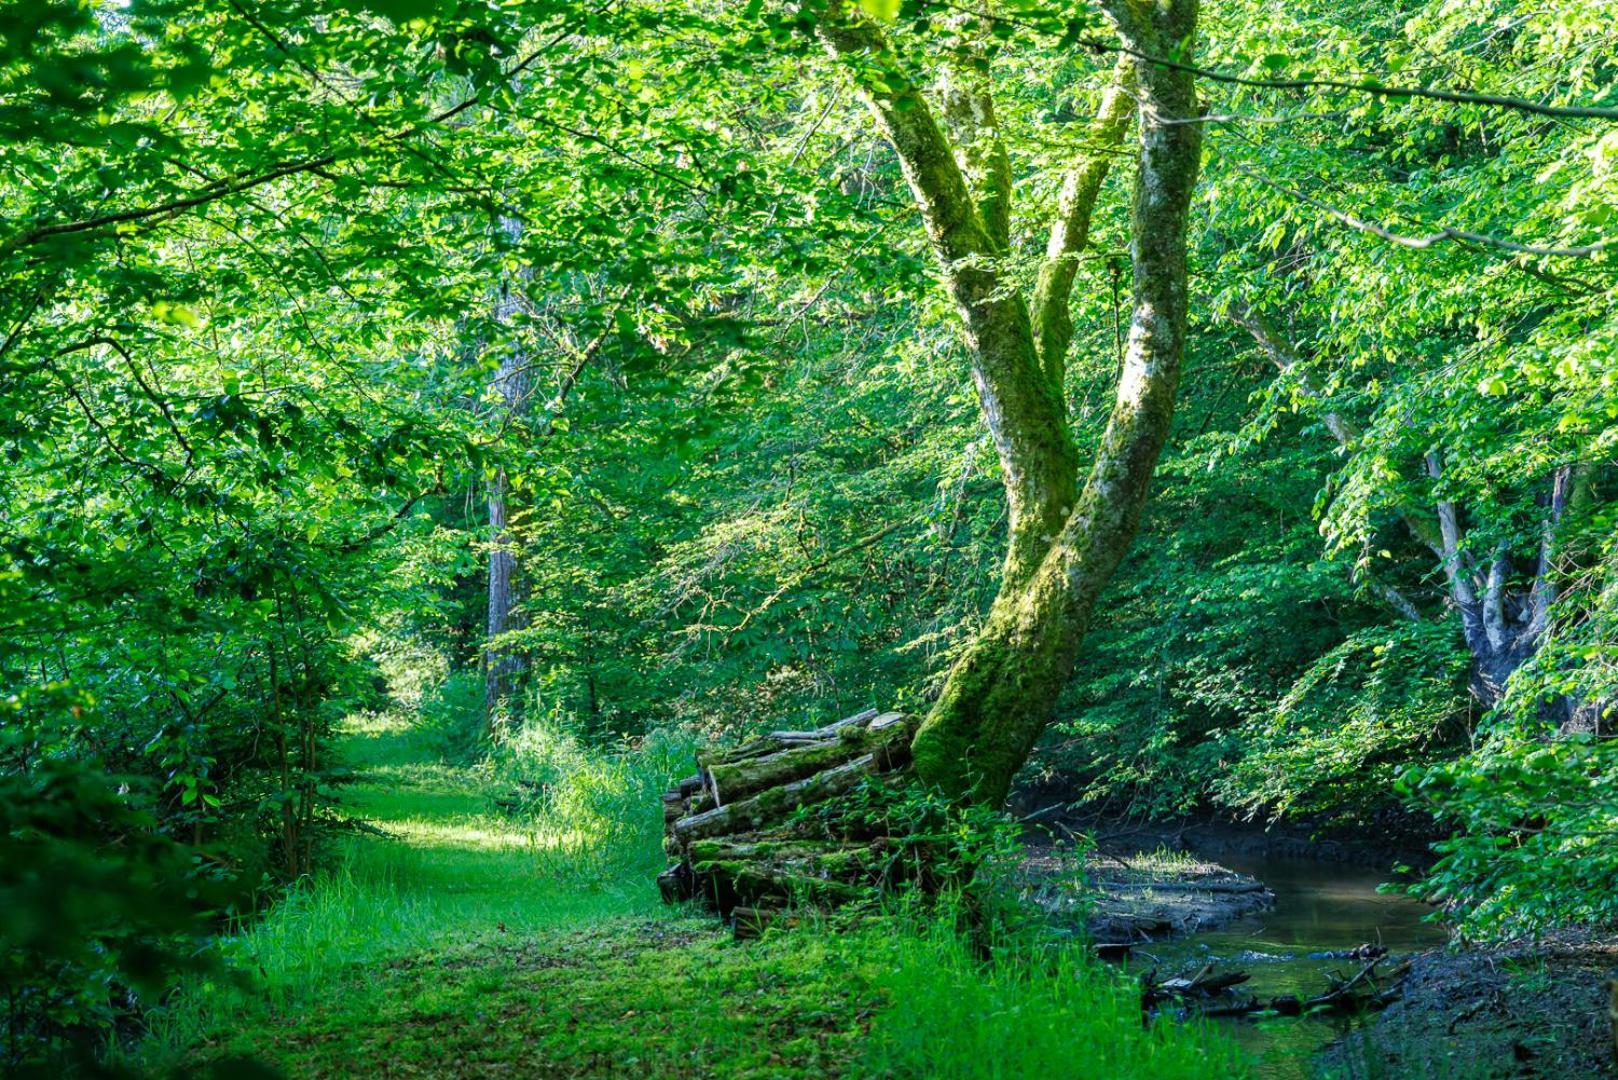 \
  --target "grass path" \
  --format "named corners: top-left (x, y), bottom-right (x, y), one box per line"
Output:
top-left (170, 711), bottom-right (882, 1077)
top-left (158, 710), bottom-right (1247, 1078)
